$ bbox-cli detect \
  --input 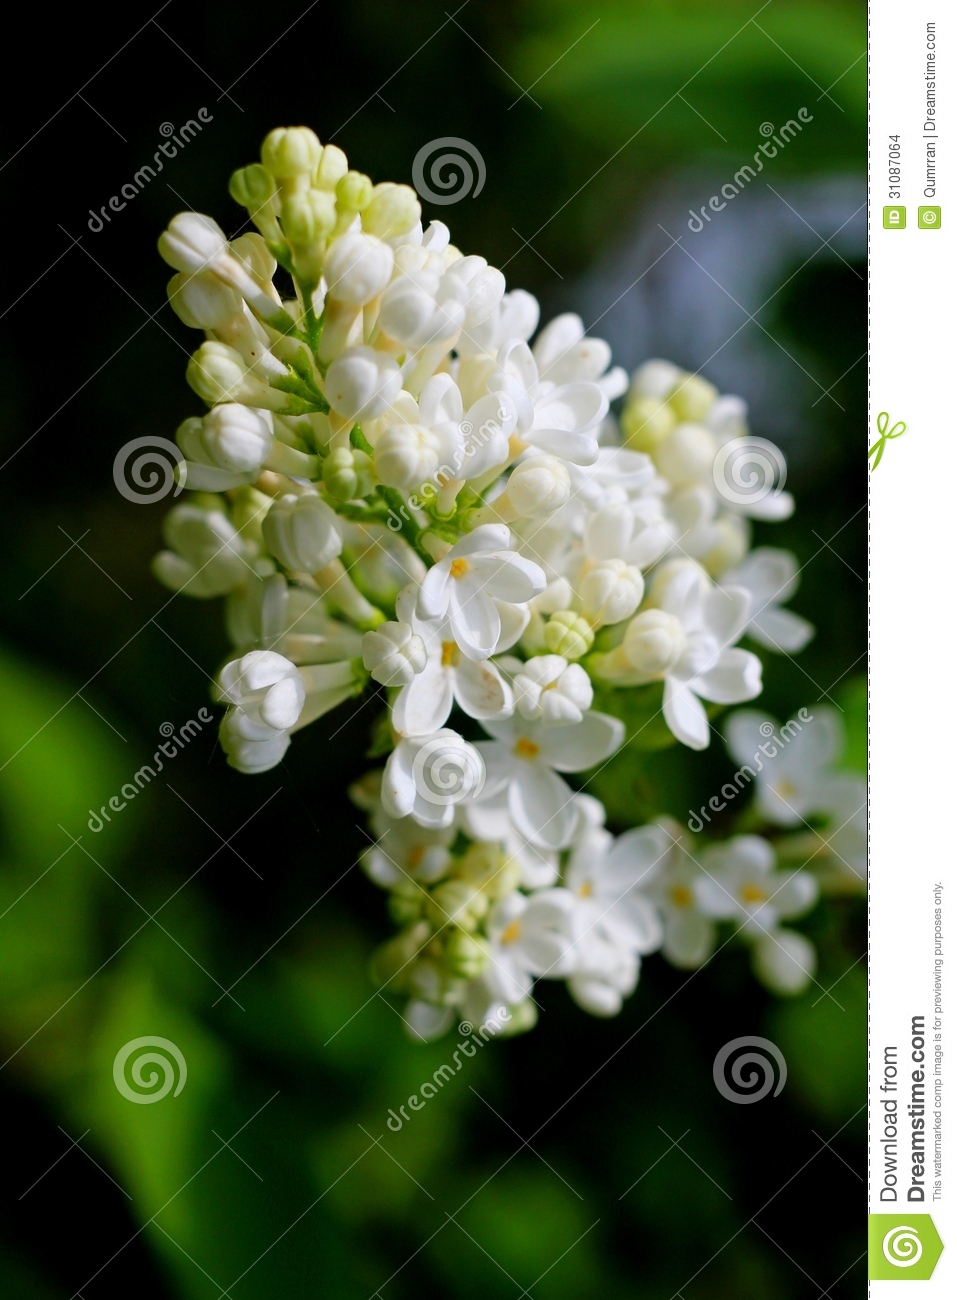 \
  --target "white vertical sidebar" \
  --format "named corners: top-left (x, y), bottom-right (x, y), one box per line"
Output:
top-left (870, 0), bottom-right (952, 1291)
